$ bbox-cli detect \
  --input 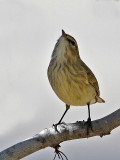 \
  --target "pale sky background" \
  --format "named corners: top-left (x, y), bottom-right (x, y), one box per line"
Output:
top-left (0, 0), bottom-right (120, 159)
